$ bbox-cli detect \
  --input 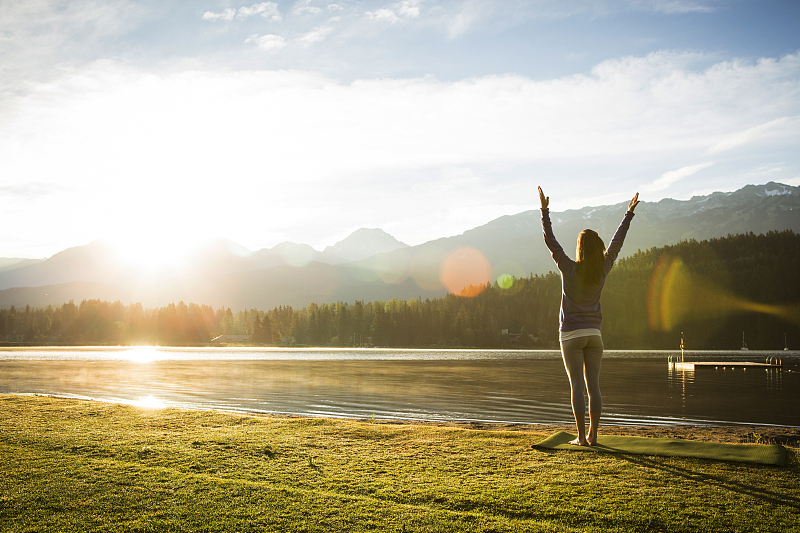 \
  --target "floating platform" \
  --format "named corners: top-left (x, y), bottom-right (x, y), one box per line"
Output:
top-left (671, 361), bottom-right (782, 371)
